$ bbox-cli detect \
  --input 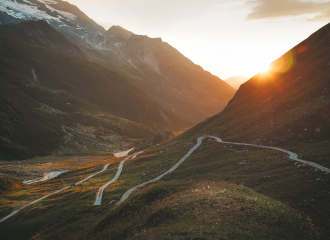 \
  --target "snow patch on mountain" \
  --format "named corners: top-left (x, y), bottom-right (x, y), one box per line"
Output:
top-left (0, 0), bottom-right (76, 23)
top-left (0, 0), bottom-right (116, 50)
top-left (37, 0), bottom-right (76, 20)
